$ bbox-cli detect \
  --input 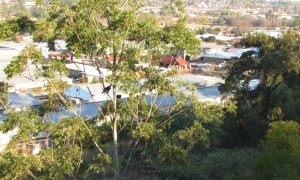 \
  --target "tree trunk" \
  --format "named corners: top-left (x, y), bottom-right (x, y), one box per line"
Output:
top-left (113, 119), bottom-right (119, 180)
